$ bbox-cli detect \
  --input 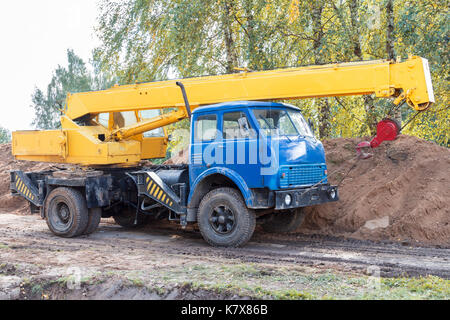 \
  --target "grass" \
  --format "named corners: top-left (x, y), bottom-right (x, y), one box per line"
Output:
top-left (31, 284), bottom-right (43, 296)
top-left (128, 277), bottom-right (145, 287)
top-left (4, 261), bottom-right (449, 300)
top-left (133, 263), bottom-right (449, 300)
top-left (194, 273), bottom-right (449, 300)
top-left (376, 276), bottom-right (450, 299)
